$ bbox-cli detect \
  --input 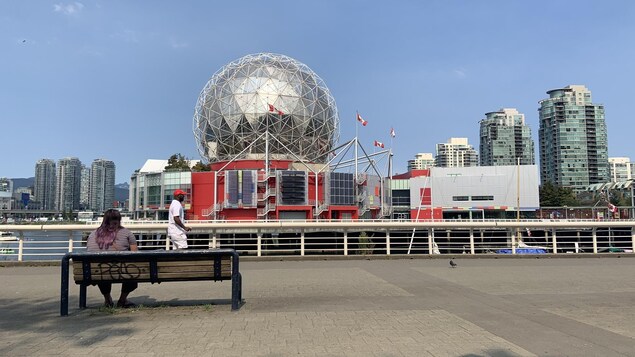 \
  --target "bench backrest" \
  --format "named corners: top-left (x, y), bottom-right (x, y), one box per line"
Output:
top-left (71, 251), bottom-right (233, 284)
